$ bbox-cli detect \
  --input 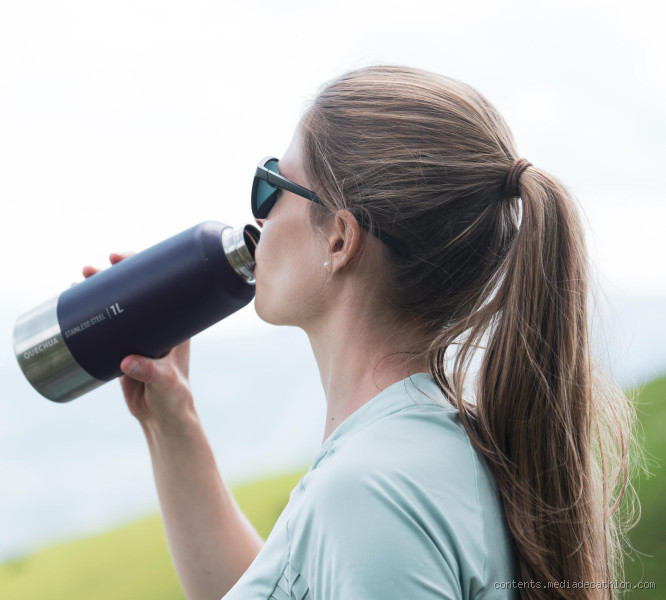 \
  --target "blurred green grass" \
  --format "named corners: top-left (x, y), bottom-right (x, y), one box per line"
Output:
top-left (0, 376), bottom-right (663, 599)
top-left (0, 471), bottom-right (305, 600)
top-left (624, 375), bottom-right (666, 597)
